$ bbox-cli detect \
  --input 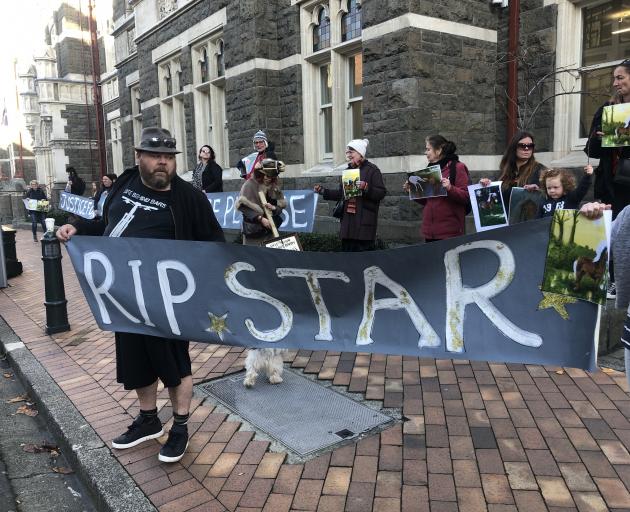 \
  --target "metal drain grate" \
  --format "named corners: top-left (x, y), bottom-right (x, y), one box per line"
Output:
top-left (195, 369), bottom-right (393, 457)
